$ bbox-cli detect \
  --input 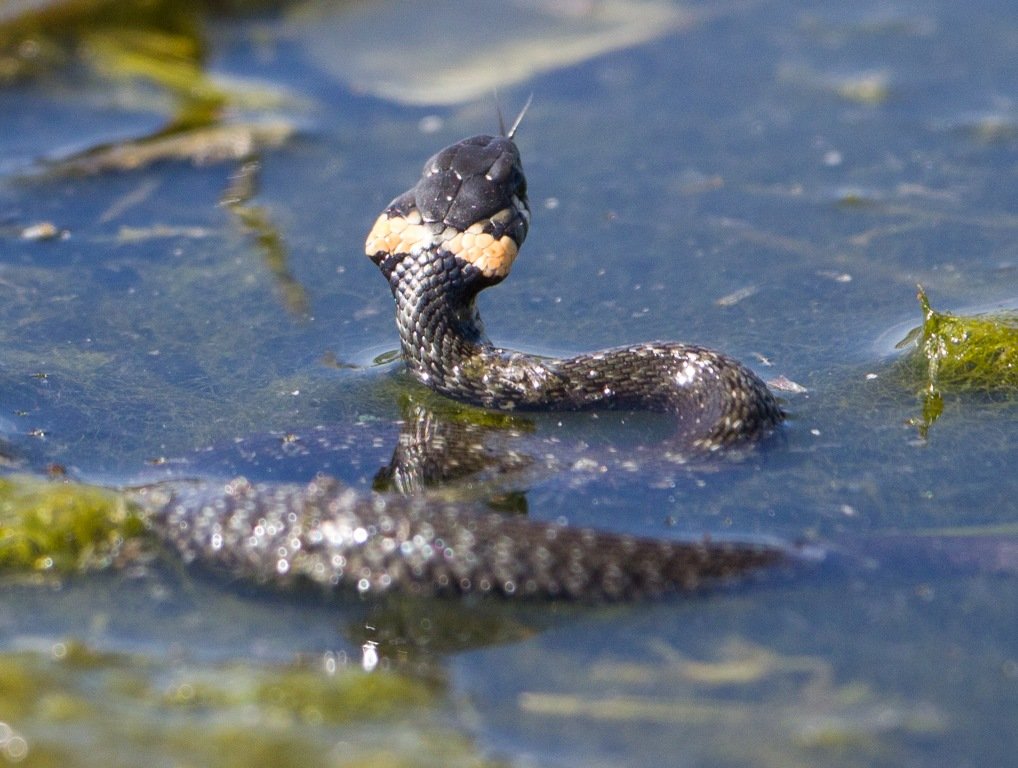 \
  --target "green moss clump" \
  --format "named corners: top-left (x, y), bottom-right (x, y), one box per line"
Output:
top-left (898, 286), bottom-right (1018, 436)
top-left (910, 286), bottom-right (1018, 392)
top-left (0, 476), bottom-right (146, 575)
